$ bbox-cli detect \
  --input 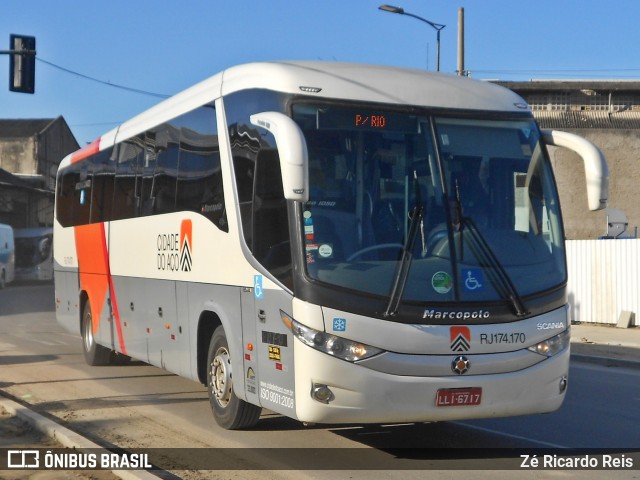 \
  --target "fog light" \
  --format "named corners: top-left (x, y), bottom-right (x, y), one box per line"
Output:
top-left (559, 376), bottom-right (568, 394)
top-left (311, 384), bottom-right (334, 404)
